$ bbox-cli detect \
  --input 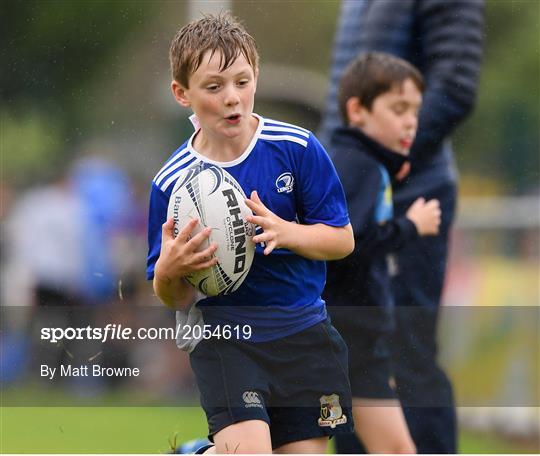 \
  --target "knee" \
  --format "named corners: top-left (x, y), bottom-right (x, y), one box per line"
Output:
top-left (397, 440), bottom-right (417, 454)
top-left (387, 438), bottom-right (416, 454)
top-left (214, 441), bottom-right (271, 454)
top-left (213, 419), bottom-right (272, 453)
top-left (366, 438), bottom-right (416, 454)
